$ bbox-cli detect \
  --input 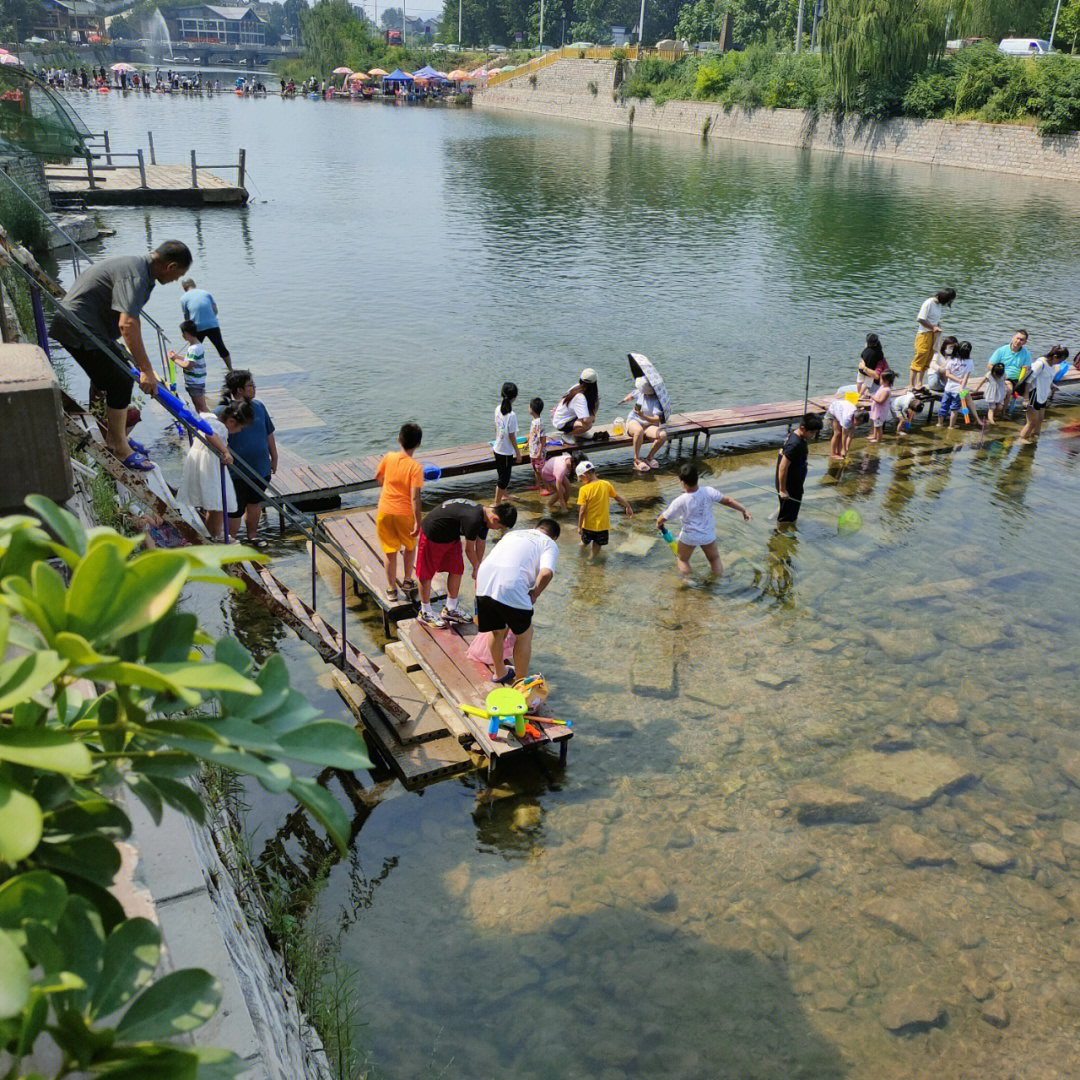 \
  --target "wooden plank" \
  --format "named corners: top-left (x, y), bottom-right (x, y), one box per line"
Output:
top-left (370, 659), bottom-right (452, 746)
